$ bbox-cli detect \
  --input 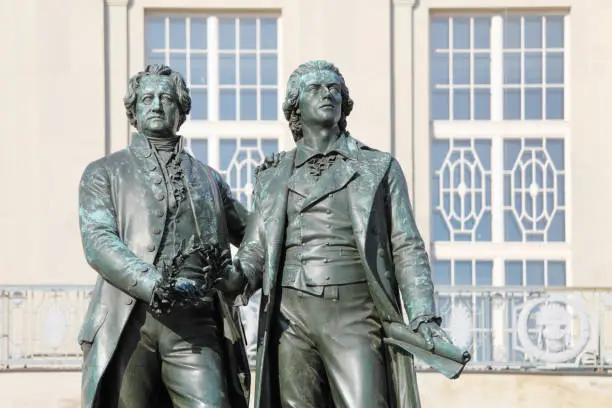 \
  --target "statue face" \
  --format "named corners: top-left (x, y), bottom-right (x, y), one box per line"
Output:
top-left (298, 69), bottom-right (343, 130)
top-left (135, 75), bottom-right (181, 138)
